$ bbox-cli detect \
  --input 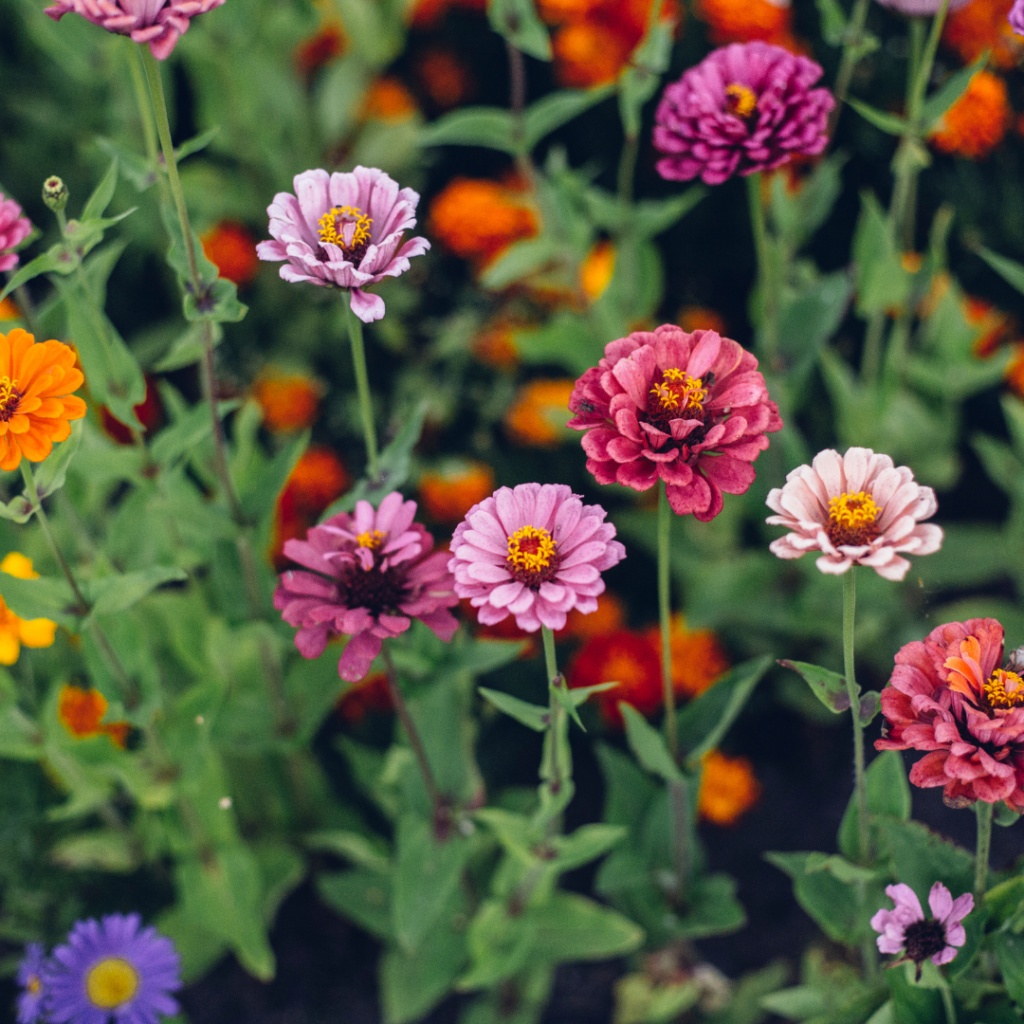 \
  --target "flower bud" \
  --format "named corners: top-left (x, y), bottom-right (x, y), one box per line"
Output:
top-left (42, 176), bottom-right (68, 213)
